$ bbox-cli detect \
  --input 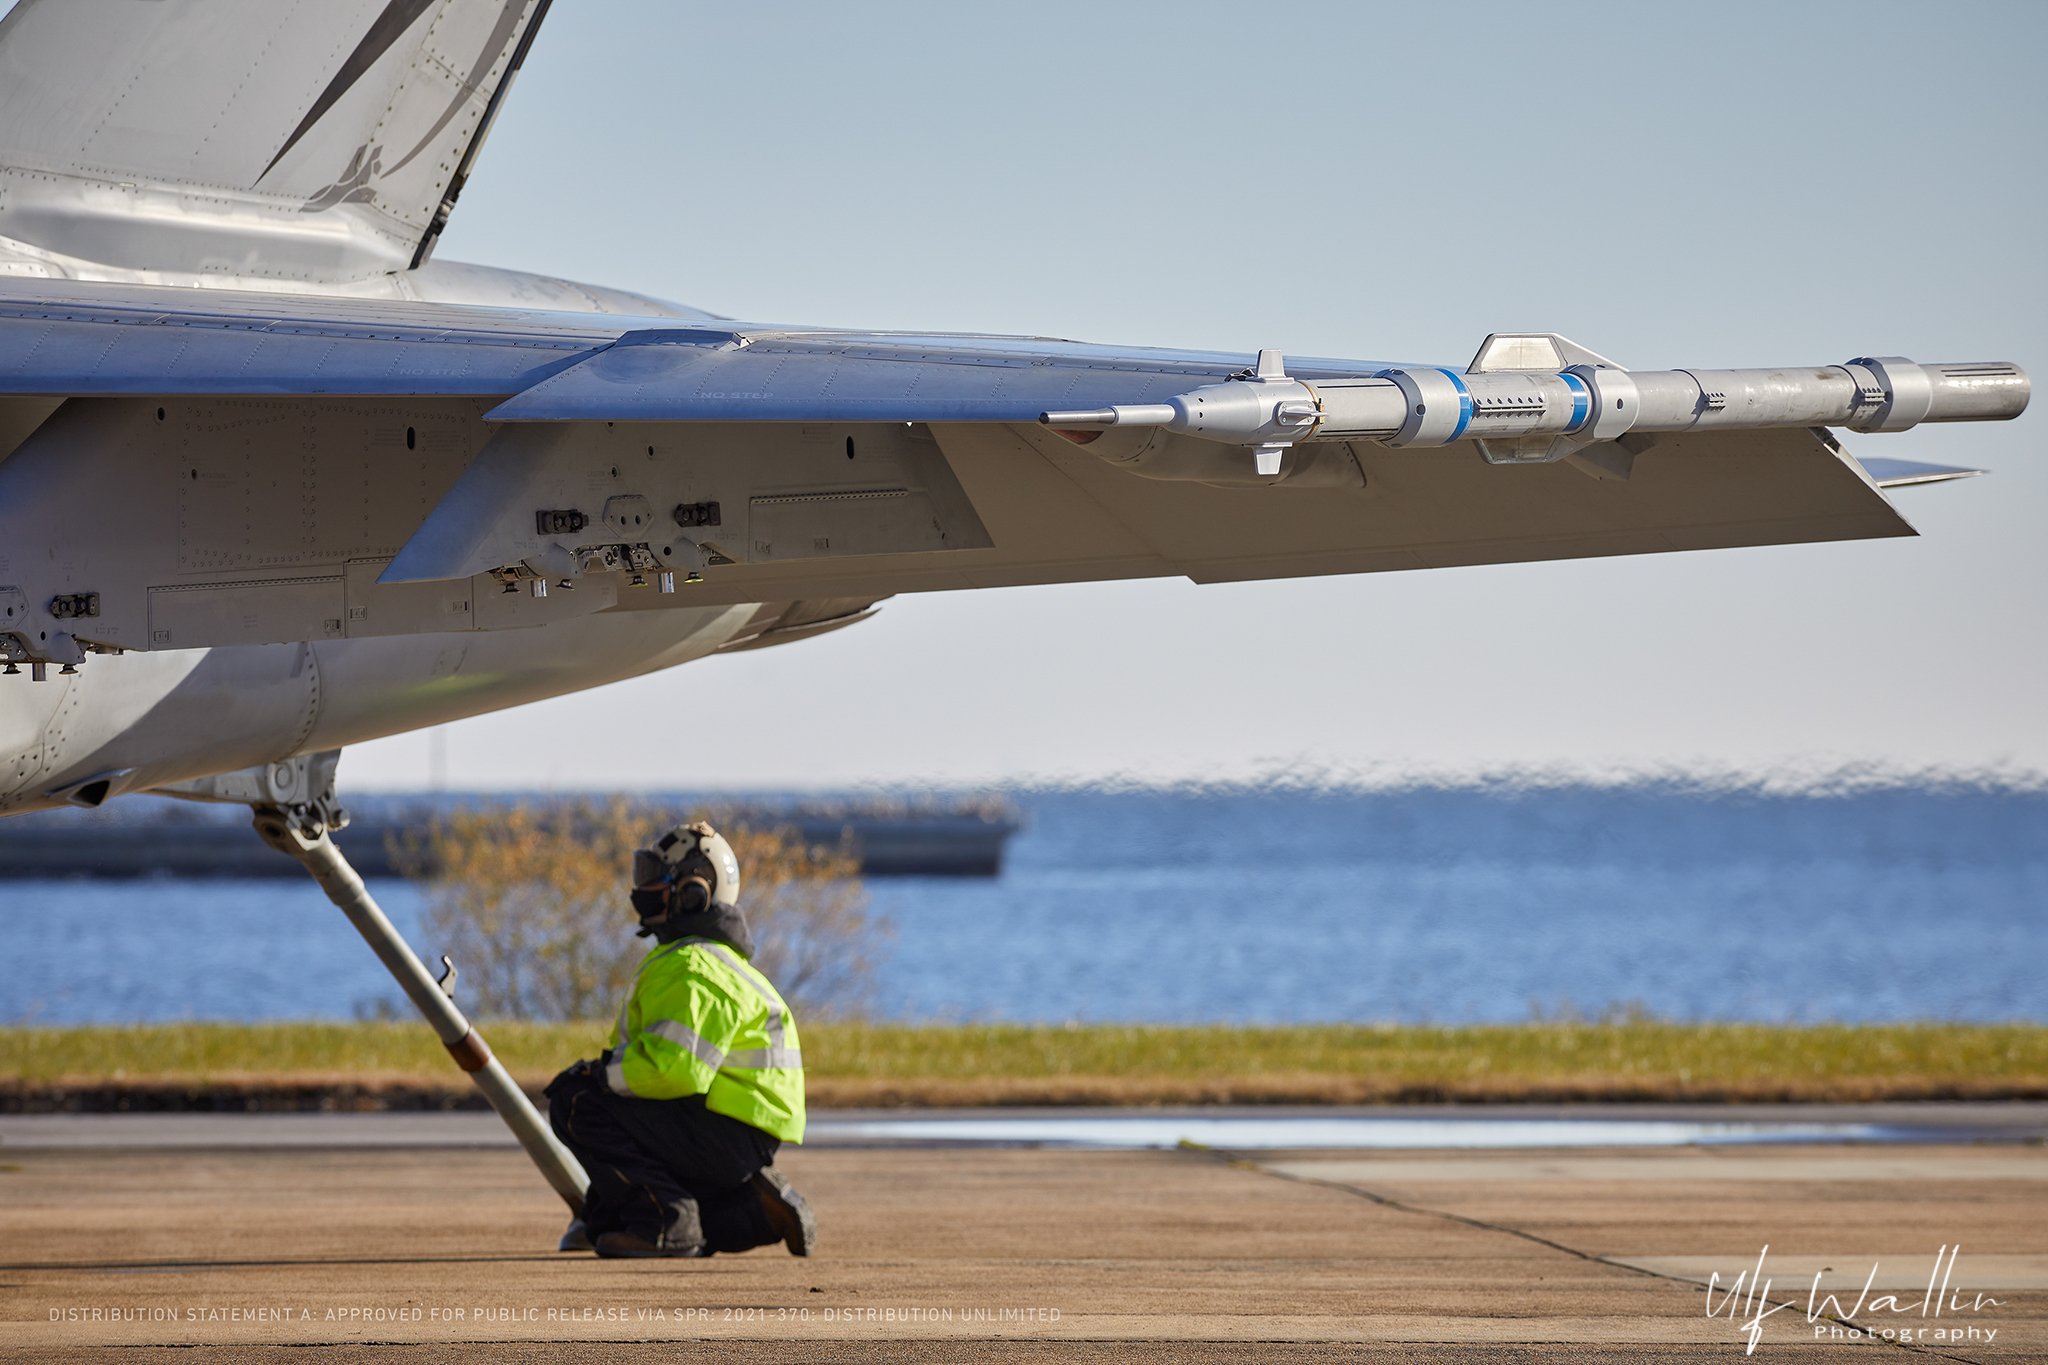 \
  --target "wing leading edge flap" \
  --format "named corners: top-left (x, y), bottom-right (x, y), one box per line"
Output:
top-left (0, 287), bottom-right (605, 397)
top-left (482, 330), bottom-right (1261, 424)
